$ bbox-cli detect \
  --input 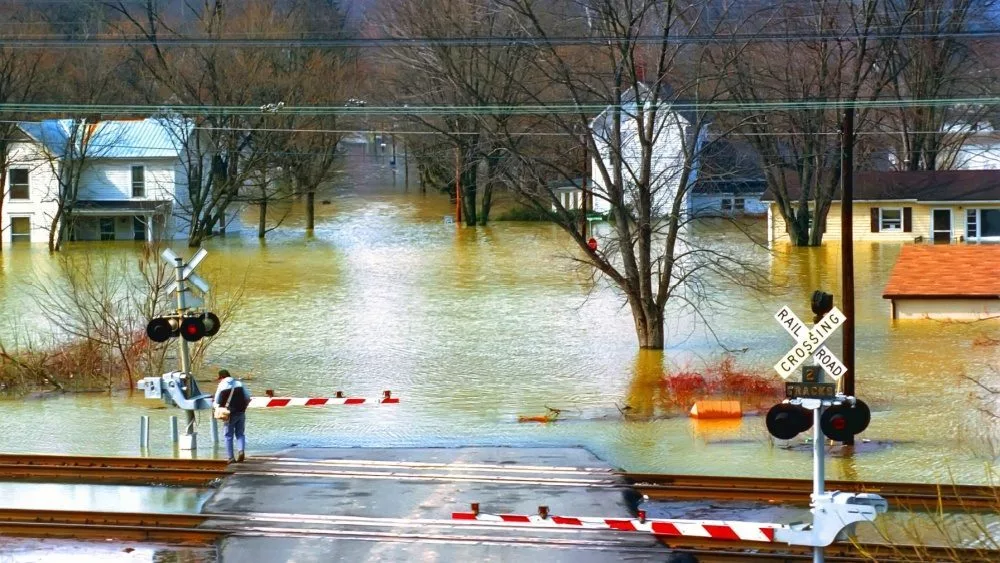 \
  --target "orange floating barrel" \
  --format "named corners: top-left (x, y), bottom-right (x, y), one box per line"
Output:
top-left (689, 400), bottom-right (742, 419)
